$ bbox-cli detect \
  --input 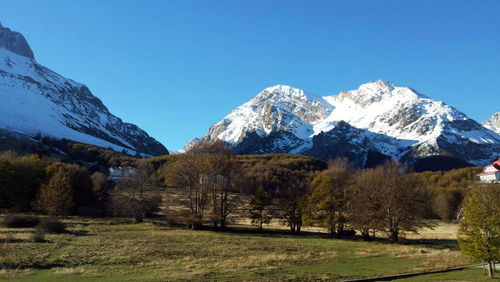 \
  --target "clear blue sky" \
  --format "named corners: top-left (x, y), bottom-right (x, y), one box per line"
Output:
top-left (1, 0), bottom-right (499, 151)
